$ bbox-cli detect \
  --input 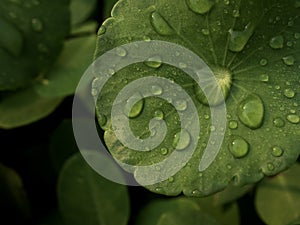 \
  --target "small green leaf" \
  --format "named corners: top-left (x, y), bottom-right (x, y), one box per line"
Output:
top-left (57, 152), bottom-right (130, 225)
top-left (0, 88), bottom-right (63, 129)
top-left (0, 0), bottom-right (70, 90)
top-left (70, 0), bottom-right (97, 25)
top-left (34, 34), bottom-right (96, 97)
top-left (0, 163), bottom-right (31, 222)
top-left (255, 164), bottom-right (300, 225)
top-left (135, 198), bottom-right (221, 225)
top-left (95, 0), bottom-right (300, 196)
